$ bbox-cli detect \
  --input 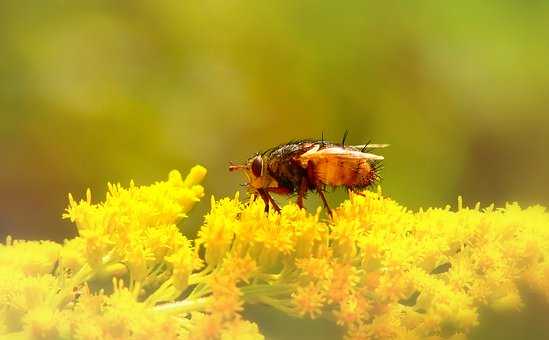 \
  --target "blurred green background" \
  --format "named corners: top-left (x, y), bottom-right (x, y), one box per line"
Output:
top-left (1, 1), bottom-right (549, 338)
